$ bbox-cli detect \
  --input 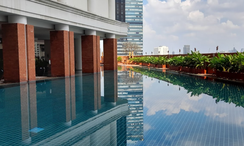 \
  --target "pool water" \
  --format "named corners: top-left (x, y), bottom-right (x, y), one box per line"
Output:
top-left (0, 66), bottom-right (244, 146)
